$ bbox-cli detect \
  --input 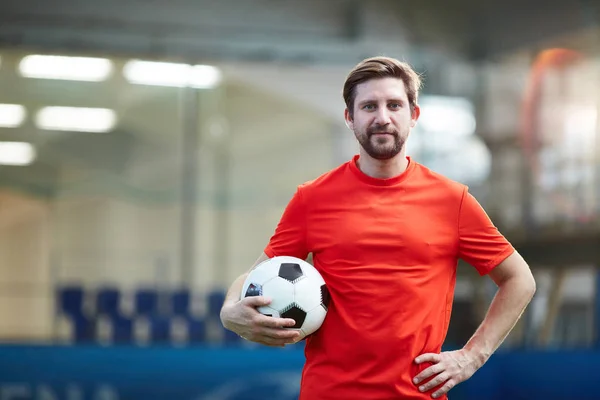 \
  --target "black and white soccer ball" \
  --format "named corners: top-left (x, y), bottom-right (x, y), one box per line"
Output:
top-left (241, 256), bottom-right (330, 340)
